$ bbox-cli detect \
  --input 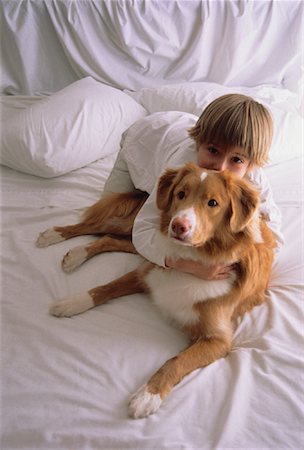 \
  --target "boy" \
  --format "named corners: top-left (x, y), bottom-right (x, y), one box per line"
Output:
top-left (104, 94), bottom-right (283, 280)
